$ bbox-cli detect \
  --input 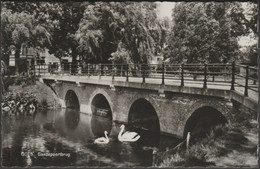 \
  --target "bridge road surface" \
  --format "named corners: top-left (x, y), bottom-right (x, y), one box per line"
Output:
top-left (42, 73), bottom-right (258, 103)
